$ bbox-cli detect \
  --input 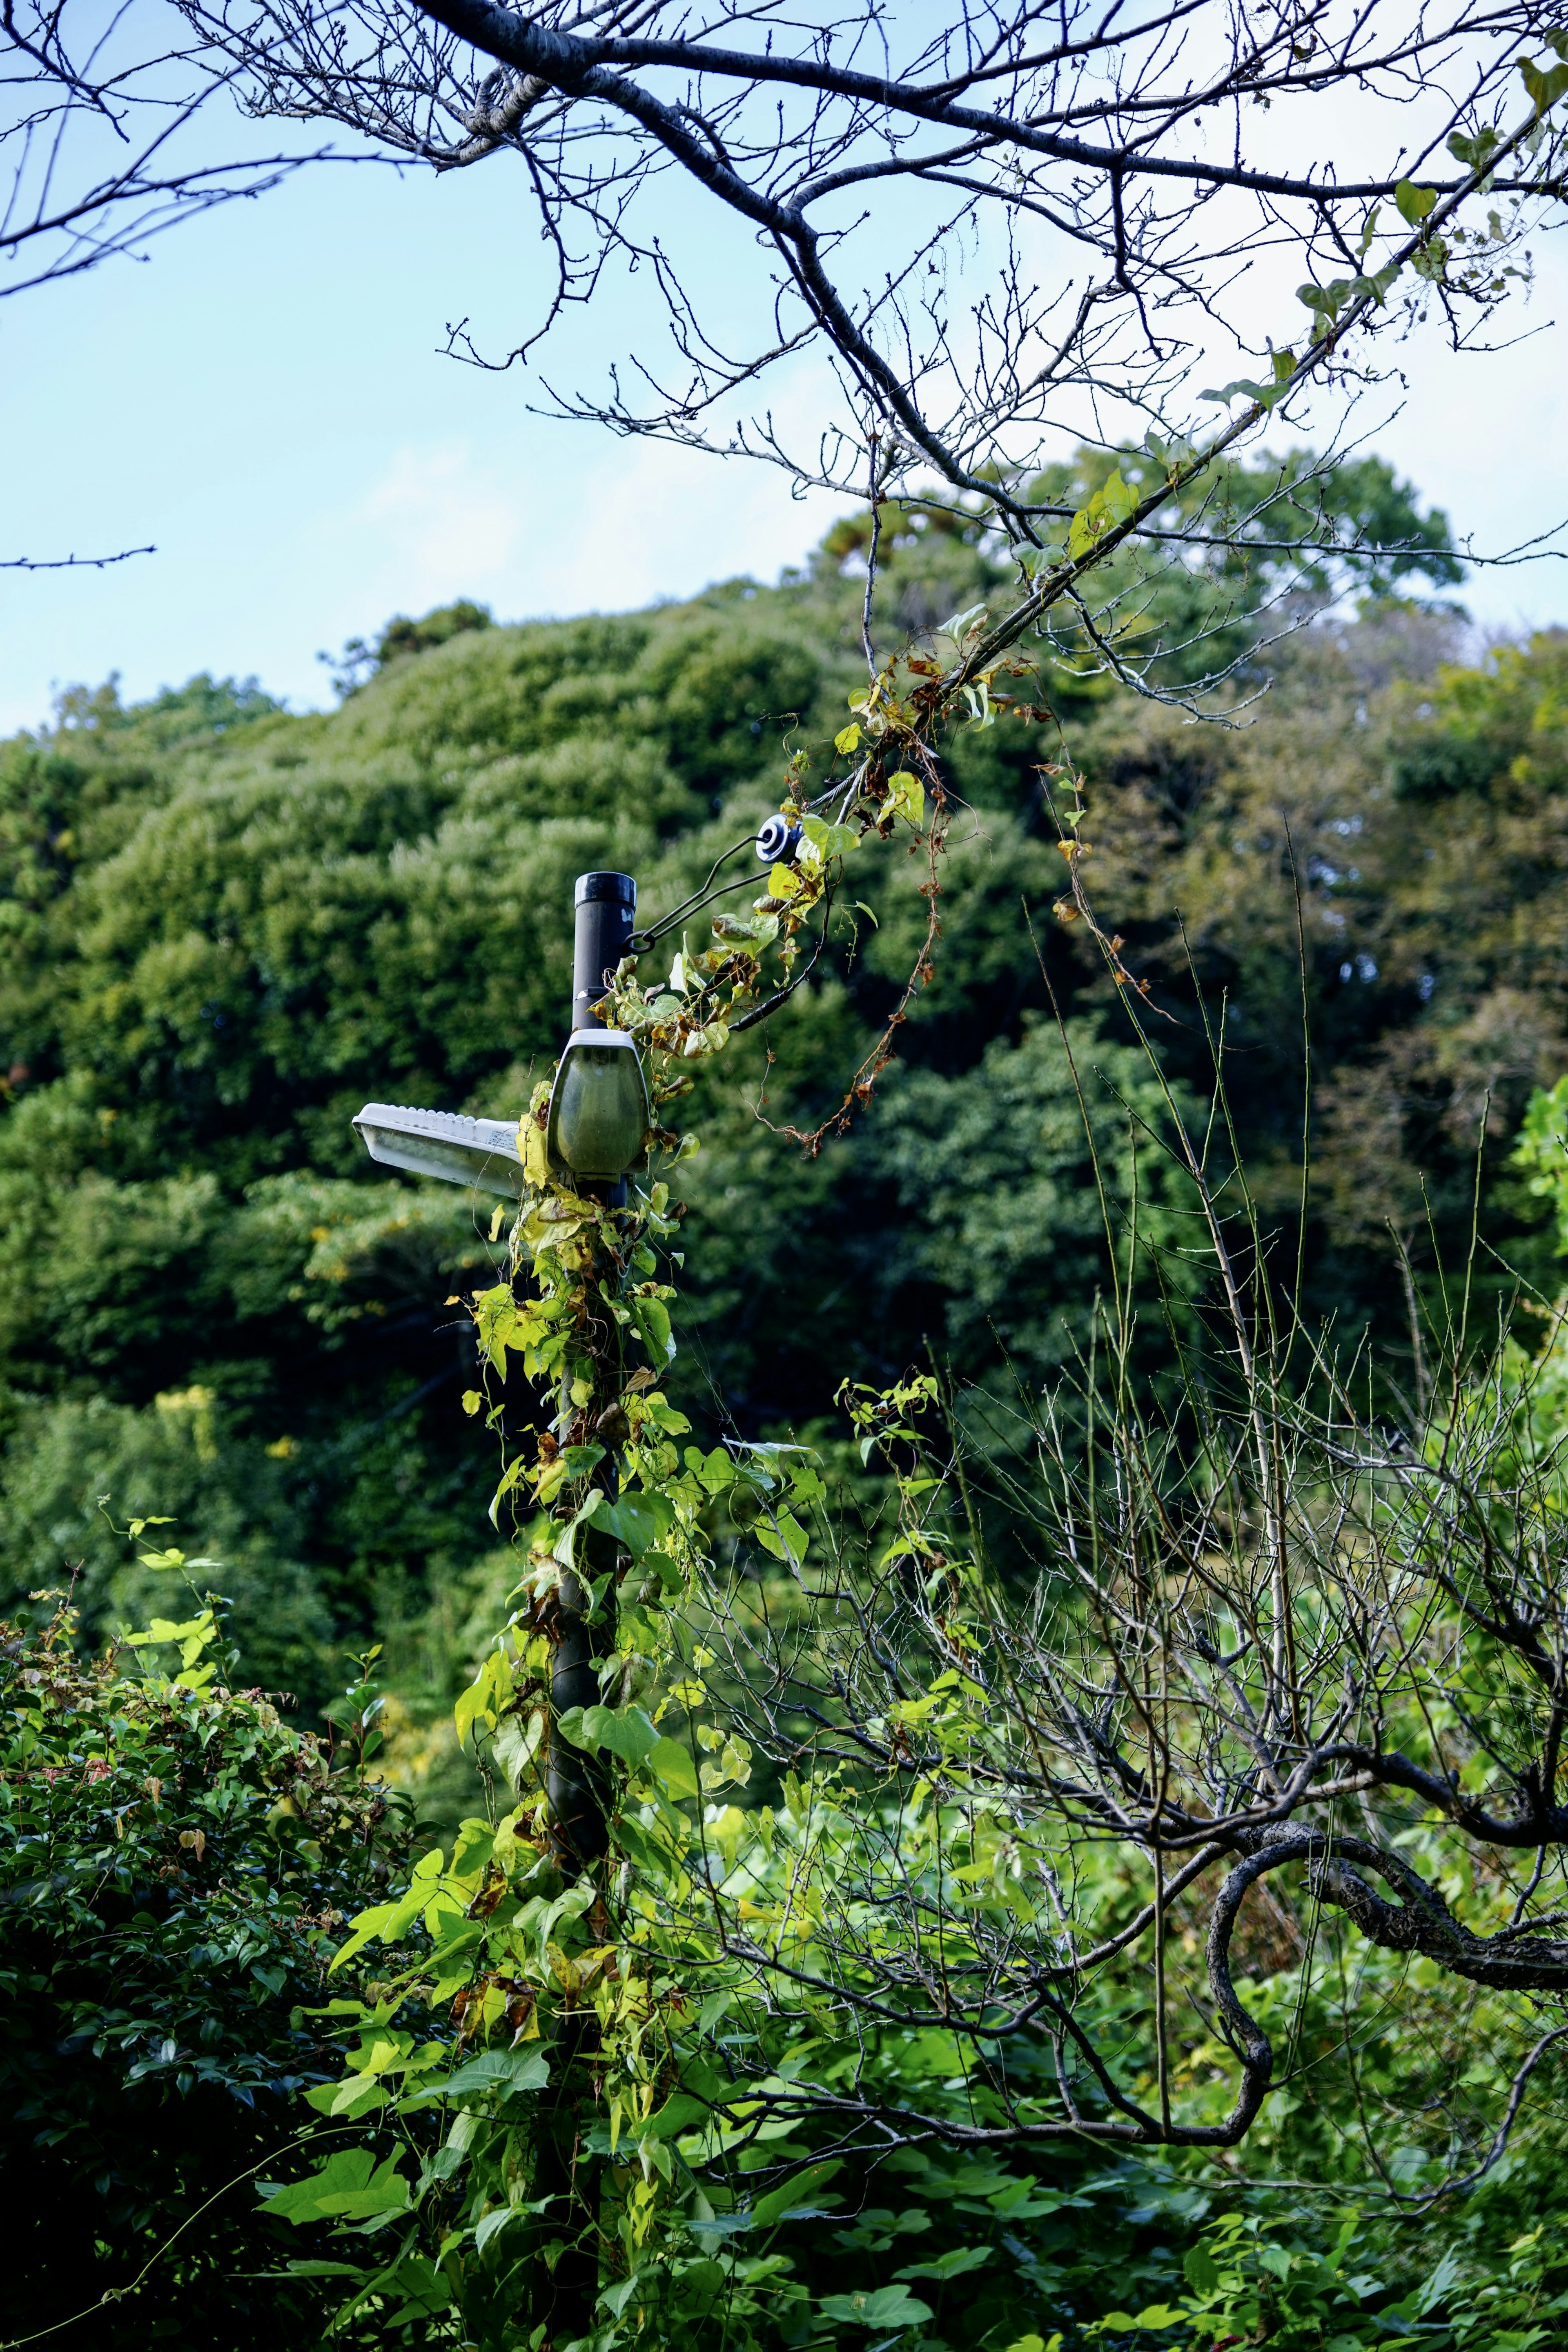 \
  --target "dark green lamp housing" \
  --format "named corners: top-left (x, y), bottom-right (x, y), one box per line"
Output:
top-left (547, 1030), bottom-right (650, 1182)
top-left (546, 869), bottom-right (649, 1185)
